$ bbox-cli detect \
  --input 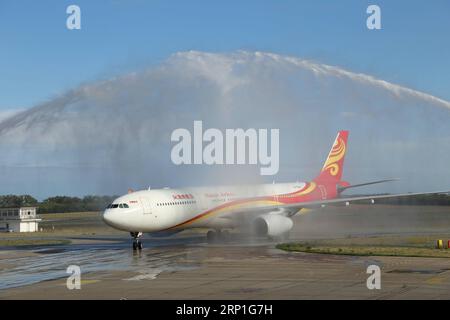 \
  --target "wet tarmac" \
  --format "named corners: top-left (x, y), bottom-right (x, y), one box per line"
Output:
top-left (0, 235), bottom-right (205, 290)
top-left (1, 205), bottom-right (450, 299)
